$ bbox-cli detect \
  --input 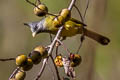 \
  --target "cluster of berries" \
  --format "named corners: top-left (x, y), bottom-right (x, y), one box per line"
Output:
top-left (10, 46), bottom-right (48, 80)
top-left (10, 1), bottom-right (82, 80)
top-left (54, 54), bottom-right (82, 67)
top-left (34, 3), bottom-right (71, 28)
